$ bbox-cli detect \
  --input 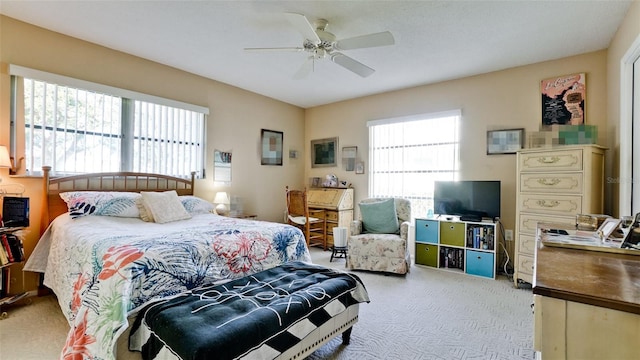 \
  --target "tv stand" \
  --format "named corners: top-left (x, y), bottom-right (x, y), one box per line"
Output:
top-left (414, 218), bottom-right (499, 279)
